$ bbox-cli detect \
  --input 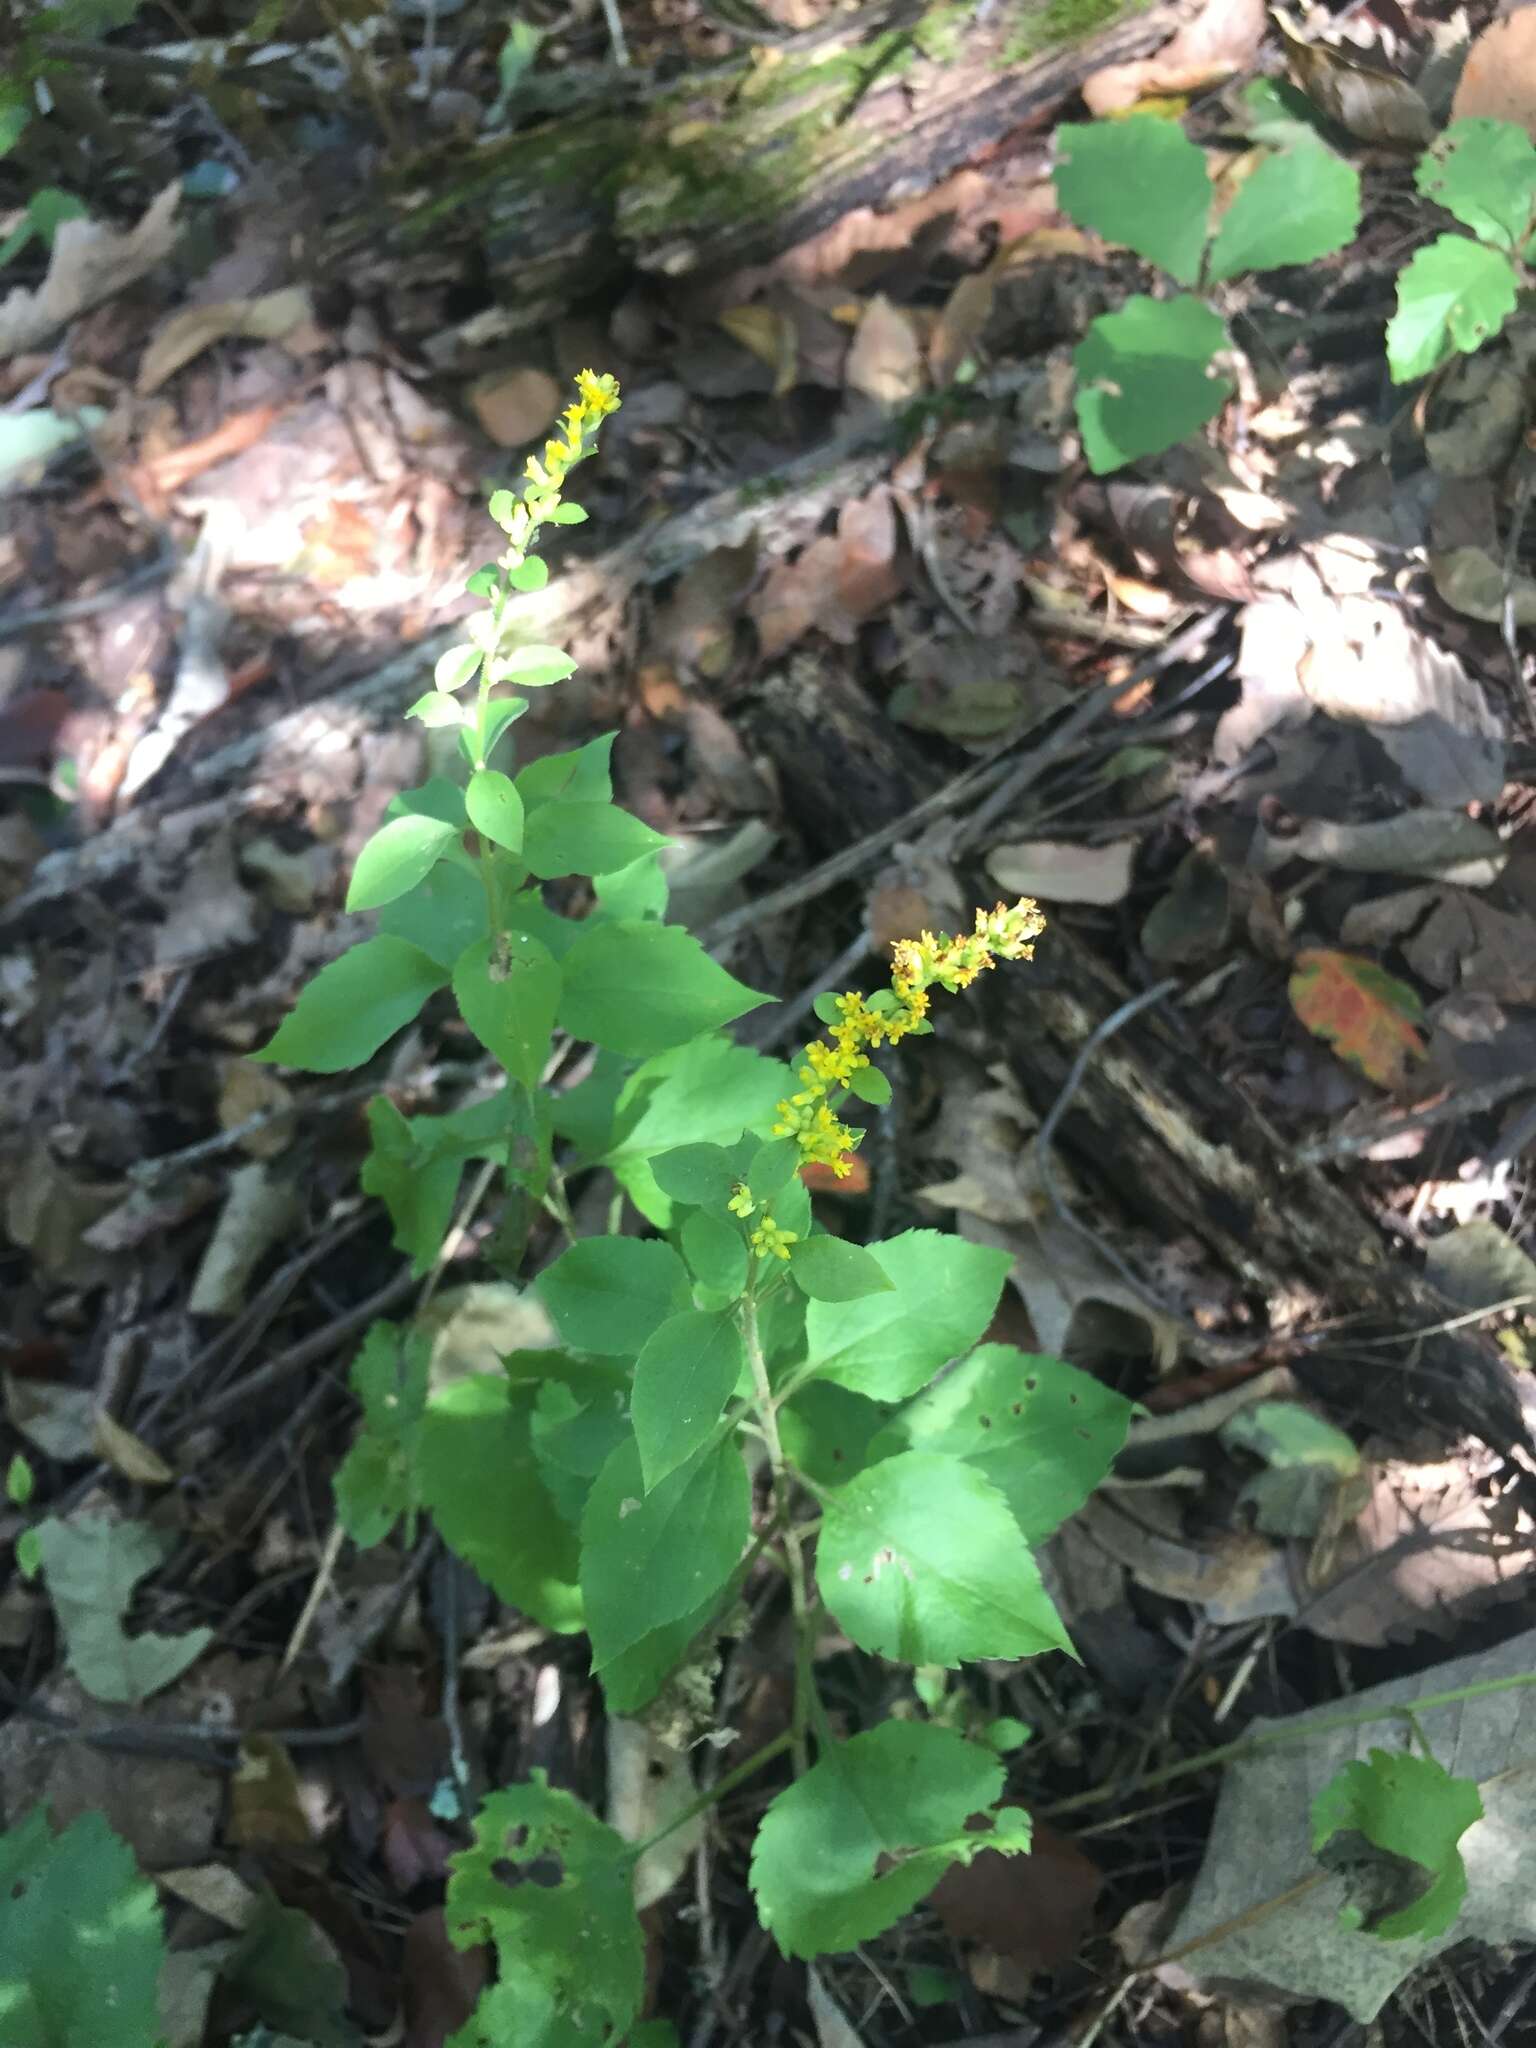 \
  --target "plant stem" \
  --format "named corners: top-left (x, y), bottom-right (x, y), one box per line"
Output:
top-left (742, 1287), bottom-right (815, 1775)
top-left (627, 1729), bottom-right (795, 1863)
top-left (1043, 1669), bottom-right (1536, 1821)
